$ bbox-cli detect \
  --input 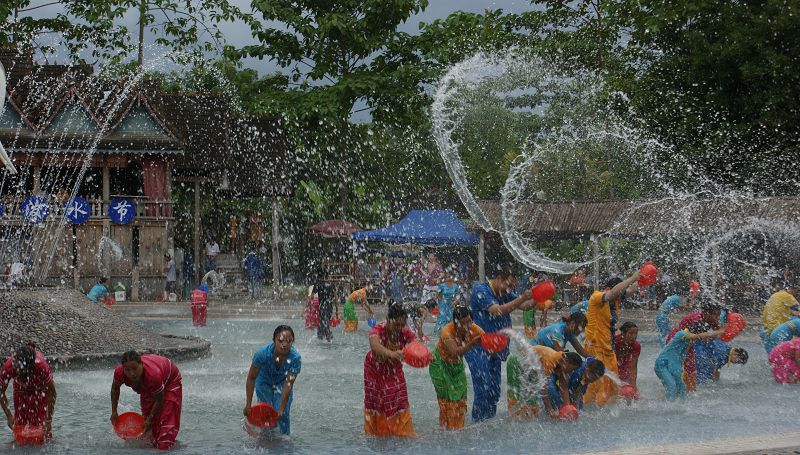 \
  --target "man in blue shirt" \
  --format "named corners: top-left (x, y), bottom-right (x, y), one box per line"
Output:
top-left (465, 267), bottom-right (533, 422)
top-left (244, 325), bottom-right (302, 435)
